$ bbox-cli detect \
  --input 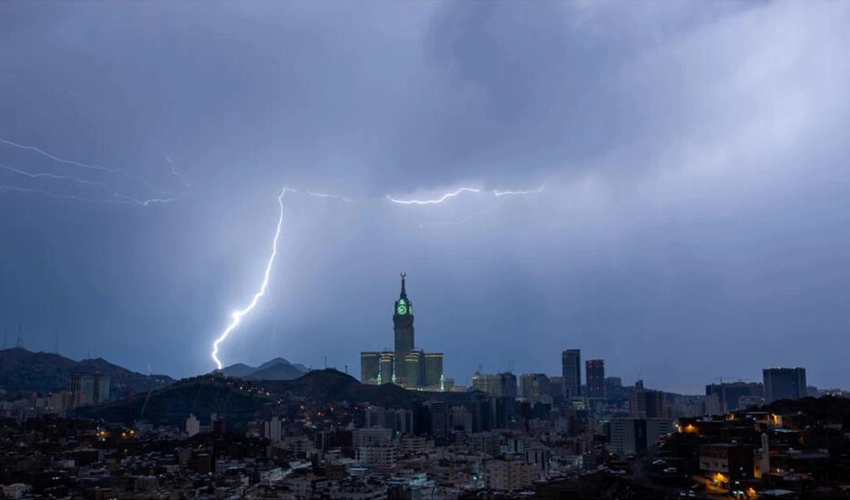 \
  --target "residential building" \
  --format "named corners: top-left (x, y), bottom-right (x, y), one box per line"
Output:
top-left (561, 350), bottom-right (581, 398)
top-left (585, 359), bottom-right (605, 400)
top-left (763, 367), bottom-right (807, 403)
